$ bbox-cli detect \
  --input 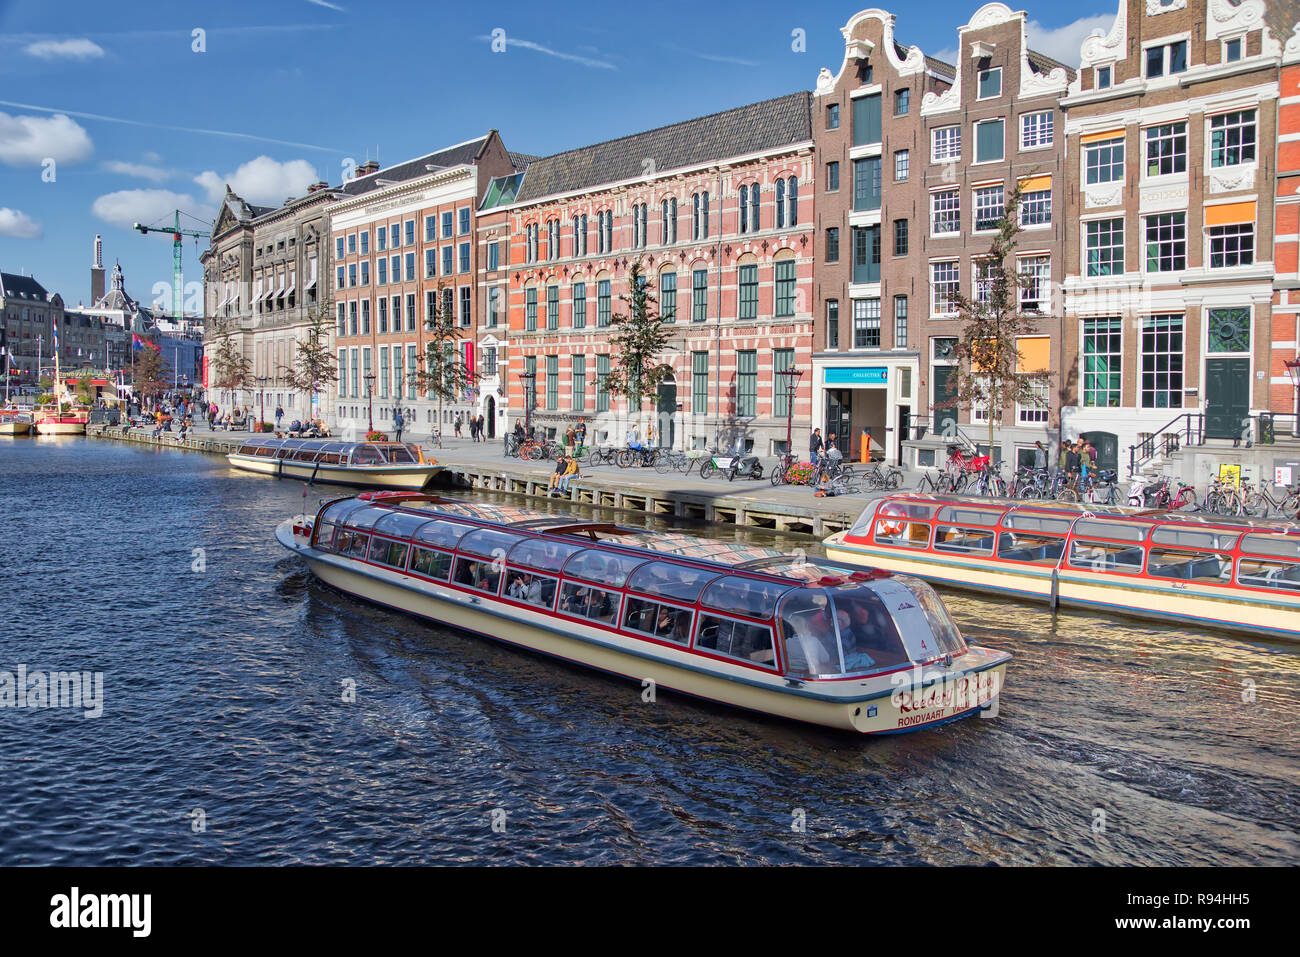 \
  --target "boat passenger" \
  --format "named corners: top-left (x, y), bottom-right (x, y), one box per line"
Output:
top-left (508, 572), bottom-right (529, 599)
